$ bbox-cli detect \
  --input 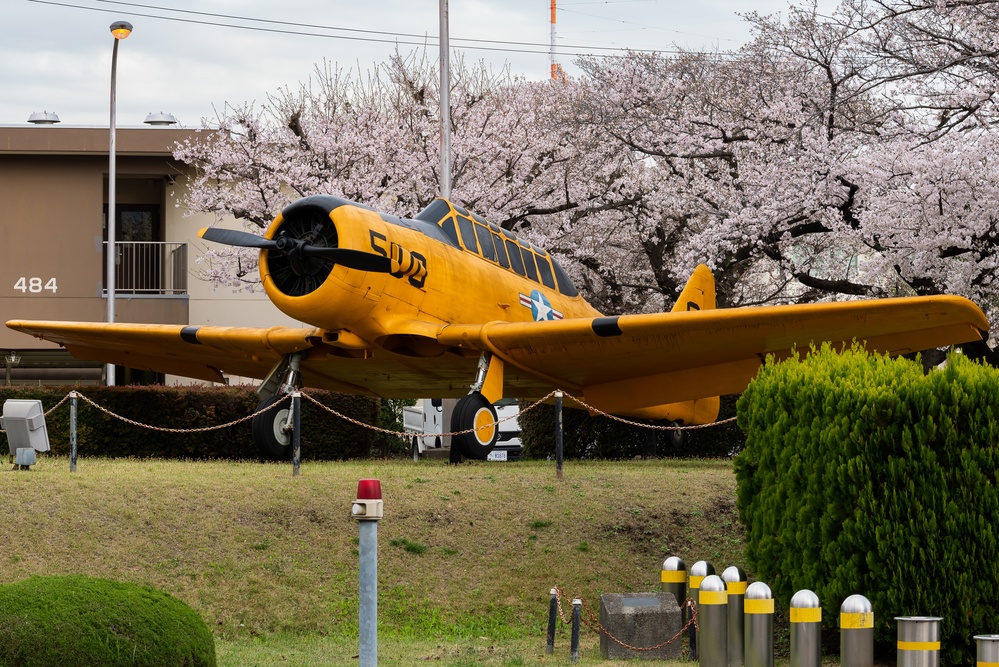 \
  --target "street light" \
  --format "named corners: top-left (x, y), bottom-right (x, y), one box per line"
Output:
top-left (107, 20), bottom-right (132, 387)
